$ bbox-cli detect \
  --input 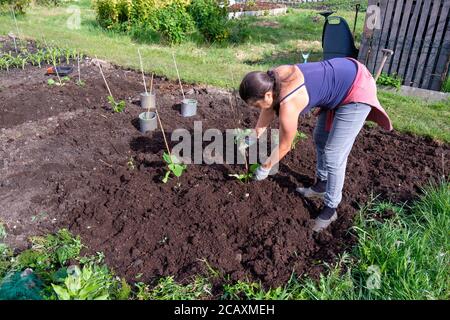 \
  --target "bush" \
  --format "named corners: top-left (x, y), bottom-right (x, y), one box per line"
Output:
top-left (94, 0), bottom-right (194, 44)
top-left (188, 0), bottom-right (229, 43)
top-left (154, 2), bottom-right (194, 44)
top-left (0, 0), bottom-right (31, 15)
